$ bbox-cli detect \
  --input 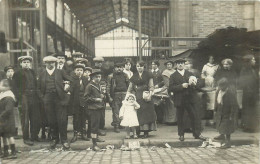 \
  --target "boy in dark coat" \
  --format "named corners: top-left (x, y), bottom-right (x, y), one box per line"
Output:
top-left (70, 64), bottom-right (90, 142)
top-left (0, 79), bottom-right (17, 159)
top-left (84, 69), bottom-right (106, 151)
